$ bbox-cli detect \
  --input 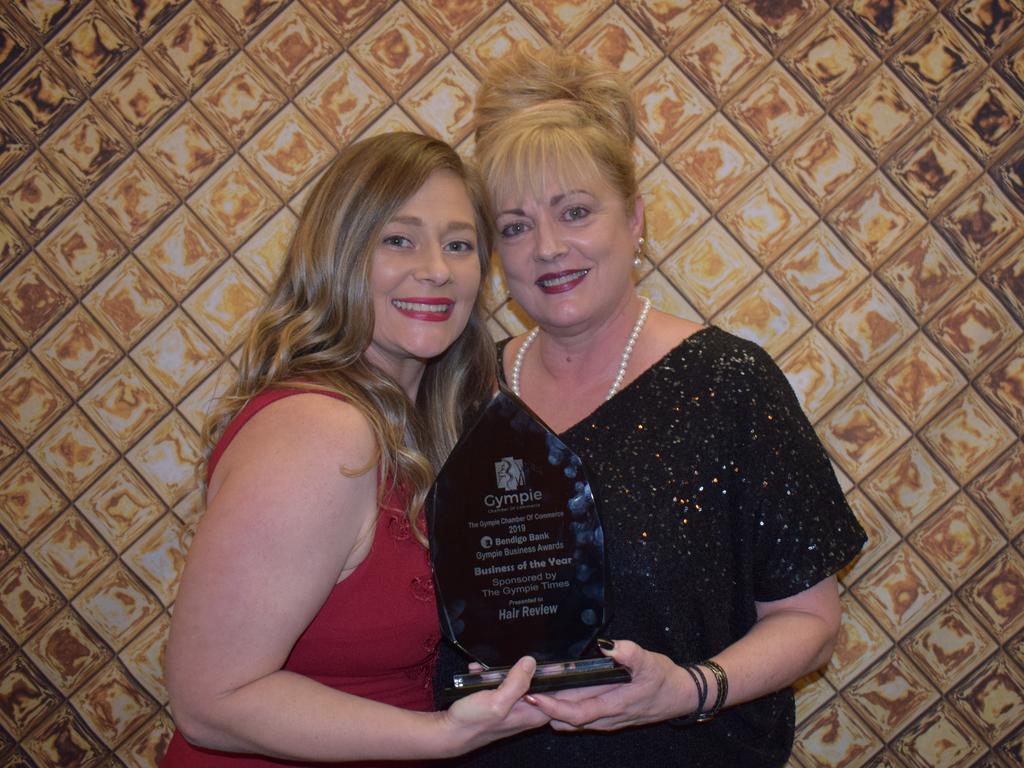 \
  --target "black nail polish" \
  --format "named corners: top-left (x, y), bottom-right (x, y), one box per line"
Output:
top-left (597, 638), bottom-right (615, 650)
